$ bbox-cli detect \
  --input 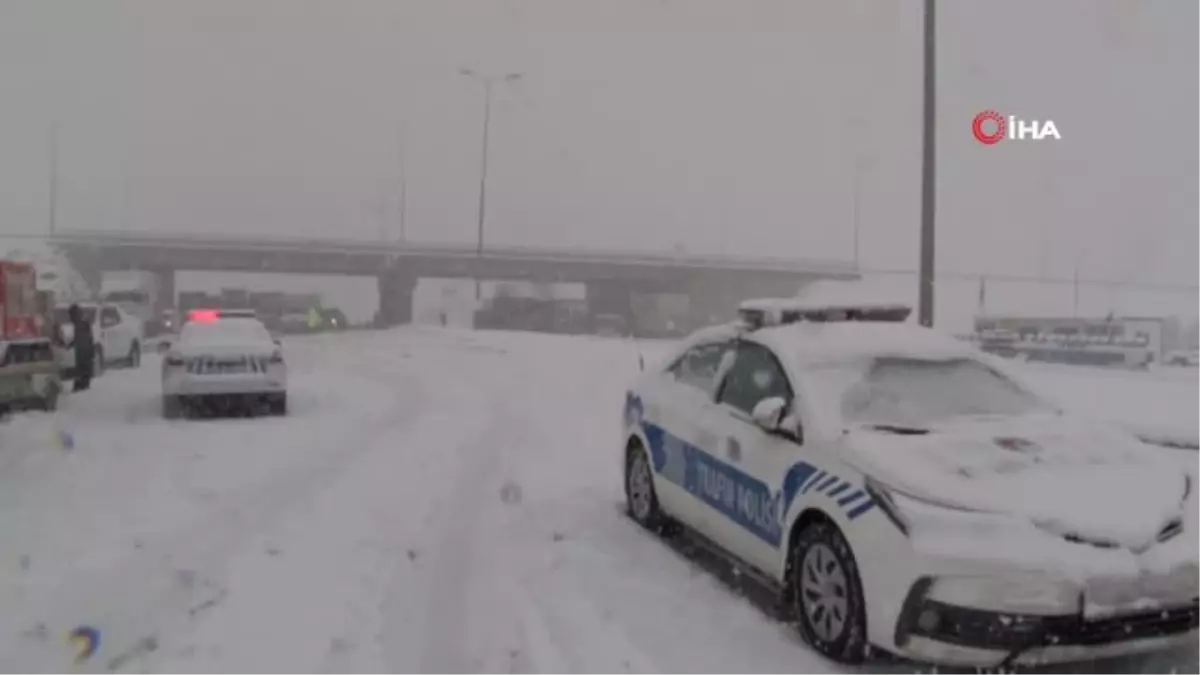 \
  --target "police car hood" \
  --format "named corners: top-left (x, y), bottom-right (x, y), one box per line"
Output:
top-left (843, 413), bottom-right (1189, 550)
